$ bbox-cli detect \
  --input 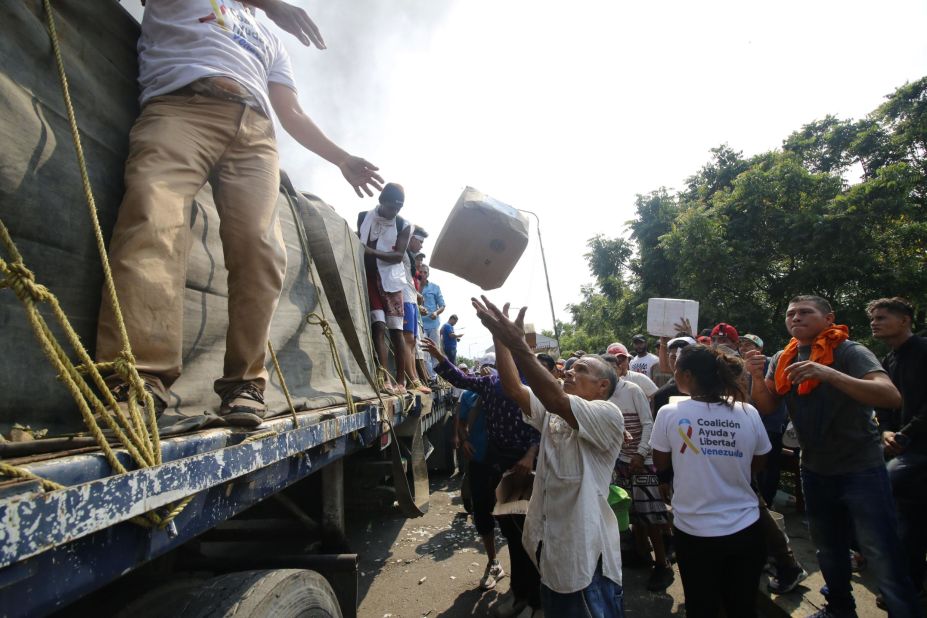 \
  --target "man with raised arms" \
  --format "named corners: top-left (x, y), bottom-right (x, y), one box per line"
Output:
top-left (473, 297), bottom-right (625, 618)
